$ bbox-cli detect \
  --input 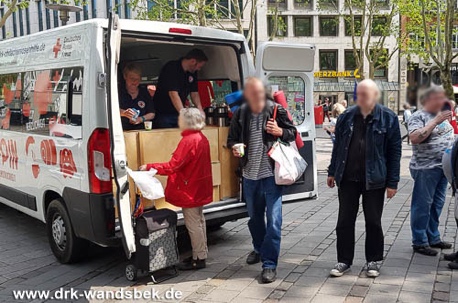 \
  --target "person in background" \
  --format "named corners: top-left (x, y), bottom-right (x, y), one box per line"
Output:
top-left (119, 63), bottom-right (155, 130)
top-left (408, 86), bottom-right (454, 256)
top-left (325, 103), bottom-right (345, 144)
top-left (153, 49), bottom-right (208, 128)
top-left (323, 98), bottom-right (331, 122)
top-left (327, 79), bottom-right (401, 278)
top-left (449, 100), bottom-right (458, 135)
top-left (340, 100), bottom-right (348, 108)
top-left (140, 108), bottom-right (212, 270)
top-left (402, 103), bottom-right (413, 145)
top-left (227, 77), bottom-right (296, 283)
